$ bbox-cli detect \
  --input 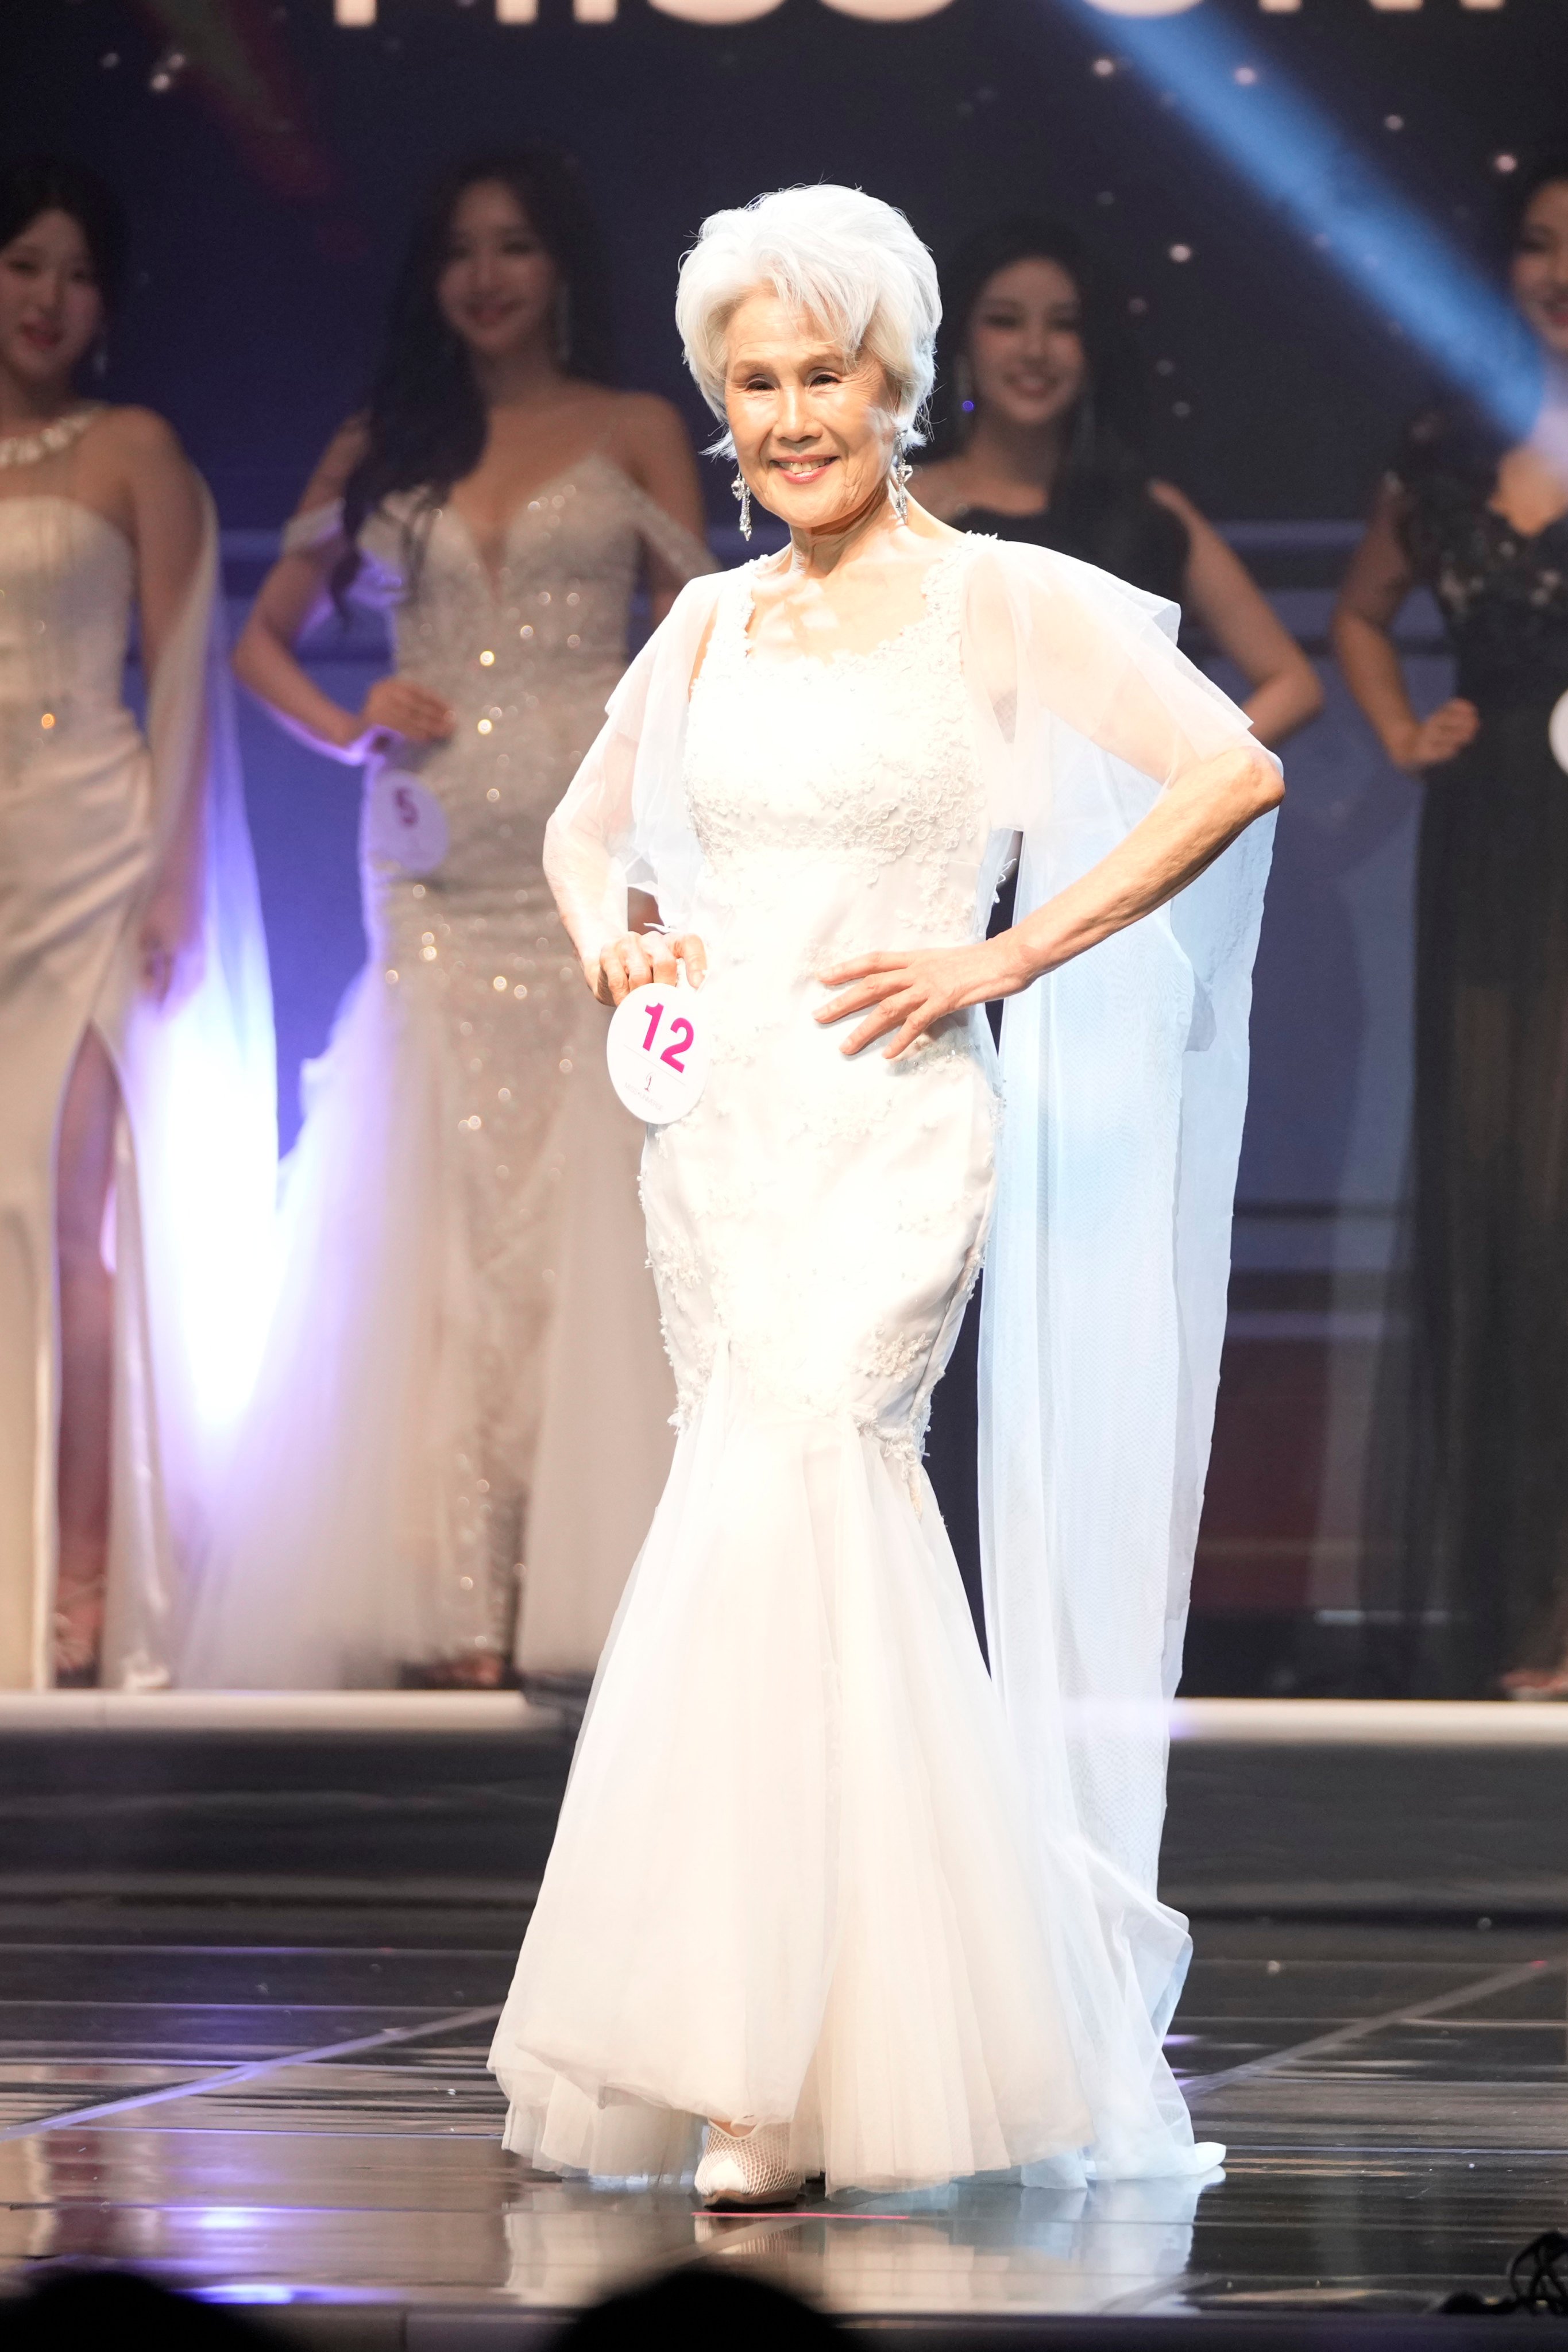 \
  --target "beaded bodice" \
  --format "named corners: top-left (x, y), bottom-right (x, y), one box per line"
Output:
top-left (0, 497), bottom-right (138, 781)
top-left (358, 454), bottom-right (705, 864)
top-left (1401, 465), bottom-right (1568, 708)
